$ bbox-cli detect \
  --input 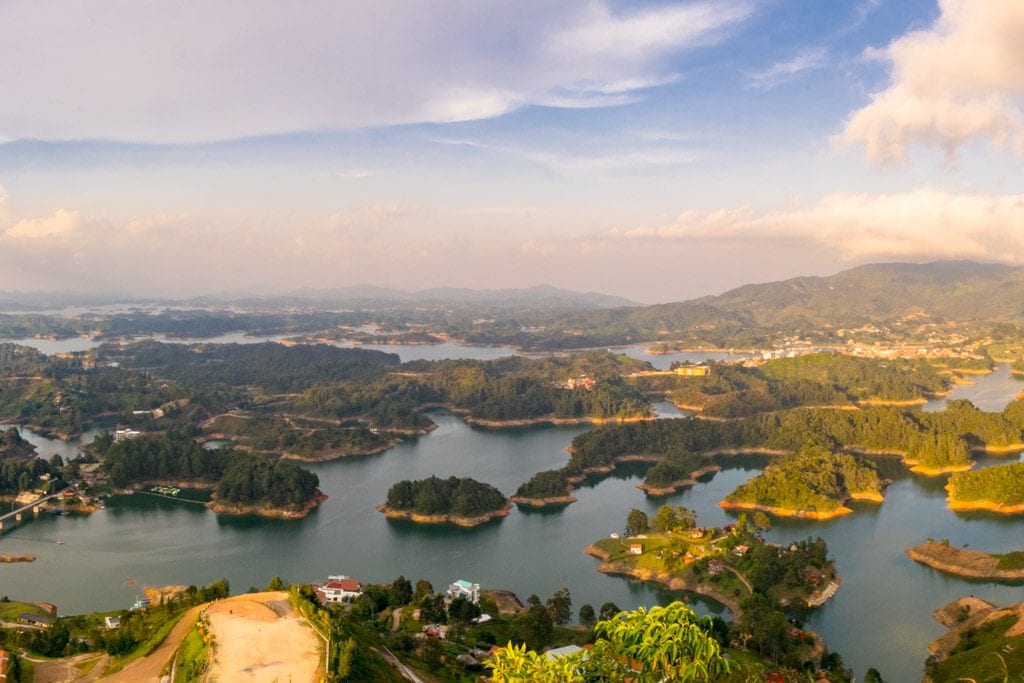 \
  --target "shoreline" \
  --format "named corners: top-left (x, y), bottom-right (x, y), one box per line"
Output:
top-left (206, 489), bottom-right (328, 519)
top-left (946, 498), bottom-right (1024, 514)
top-left (465, 414), bottom-right (652, 428)
top-left (719, 500), bottom-right (854, 520)
top-left (376, 501), bottom-right (513, 527)
top-left (510, 494), bottom-right (576, 507)
top-left (584, 544), bottom-right (742, 616)
top-left (907, 542), bottom-right (1024, 581)
top-left (636, 464), bottom-right (722, 496)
